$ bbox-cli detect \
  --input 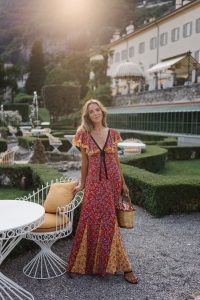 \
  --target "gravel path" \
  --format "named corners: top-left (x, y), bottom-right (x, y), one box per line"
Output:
top-left (1, 206), bottom-right (200, 300)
